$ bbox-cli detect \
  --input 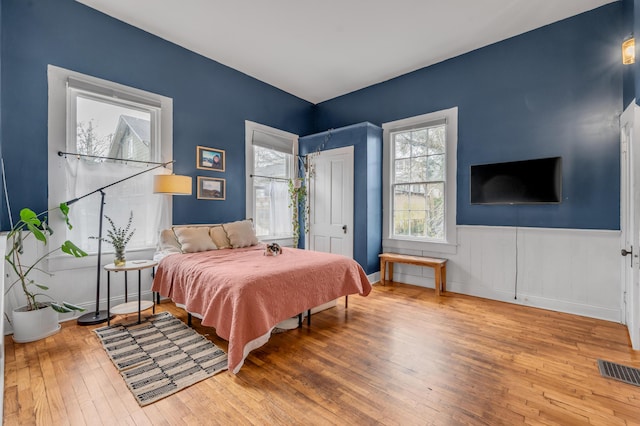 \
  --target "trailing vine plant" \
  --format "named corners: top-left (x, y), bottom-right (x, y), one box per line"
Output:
top-left (288, 178), bottom-right (309, 248)
top-left (302, 128), bottom-right (333, 179)
top-left (289, 128), bottom-right (333, 248)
